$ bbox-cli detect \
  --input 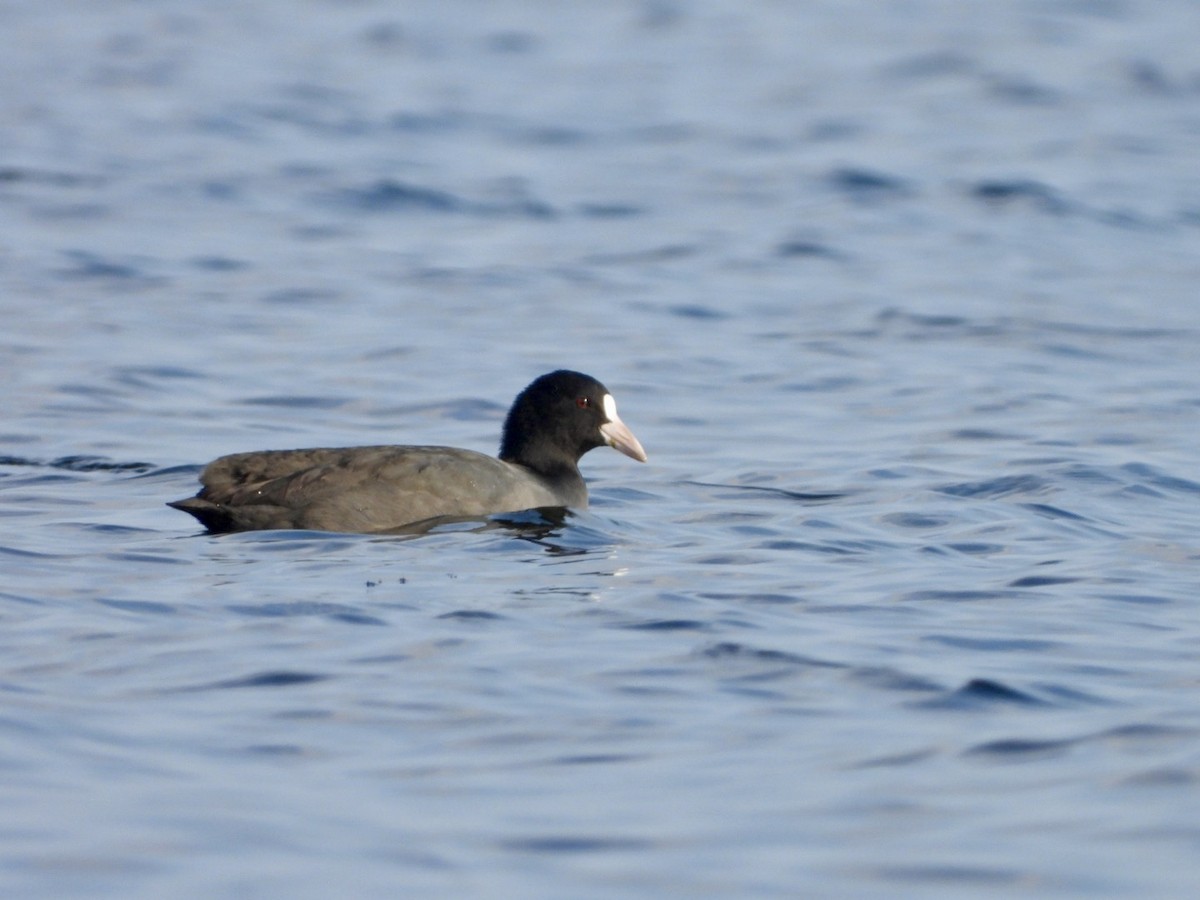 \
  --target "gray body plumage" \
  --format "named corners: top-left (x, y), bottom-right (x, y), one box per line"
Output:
top-left (169, 445), bottom-right (585, 533)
